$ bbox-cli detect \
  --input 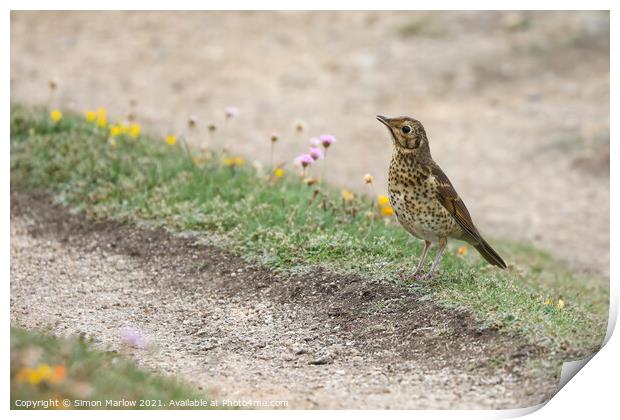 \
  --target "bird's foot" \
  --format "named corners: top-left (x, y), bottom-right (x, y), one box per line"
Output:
top-left (419, 271), bottom-right (437, 282)
top-left (411, 272), bottom-right (424, 281)
top-left (400, 271), bottom-right (423, 283)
